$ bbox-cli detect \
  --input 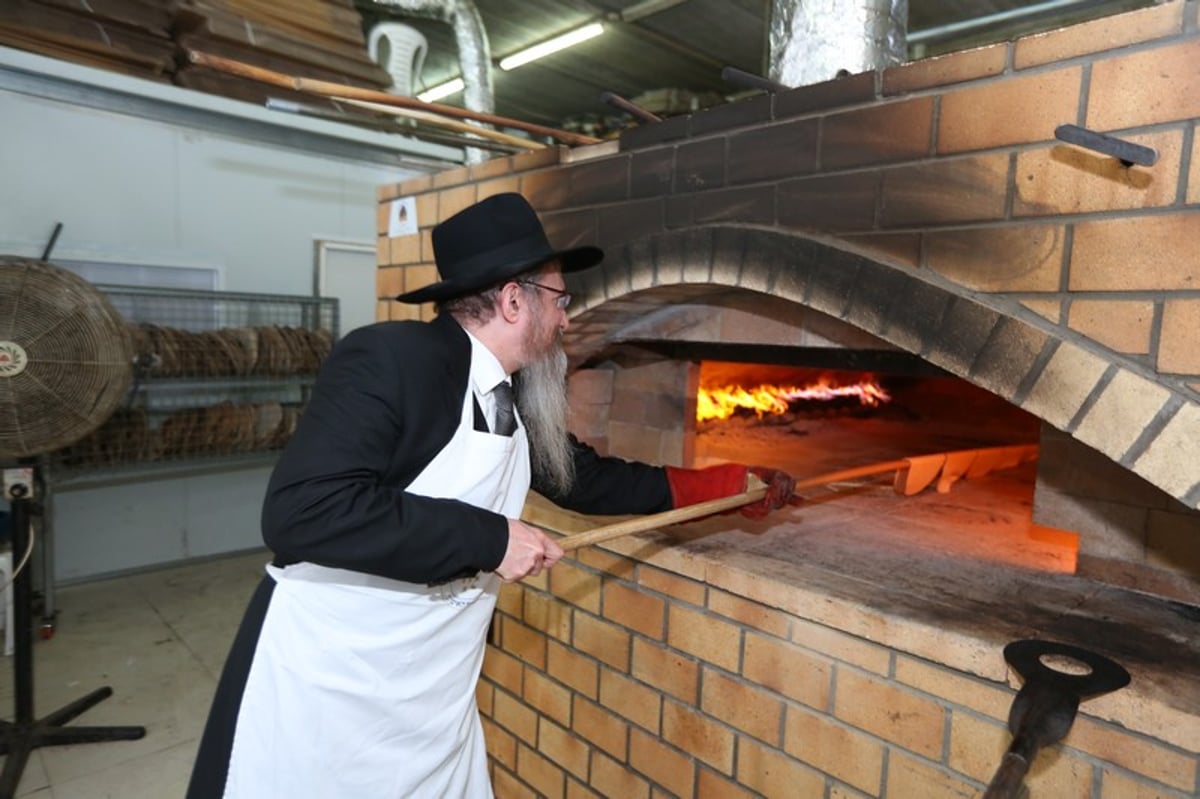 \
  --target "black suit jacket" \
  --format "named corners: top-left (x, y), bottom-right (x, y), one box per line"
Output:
top-left (261, 313), bottom-right (673, 585)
